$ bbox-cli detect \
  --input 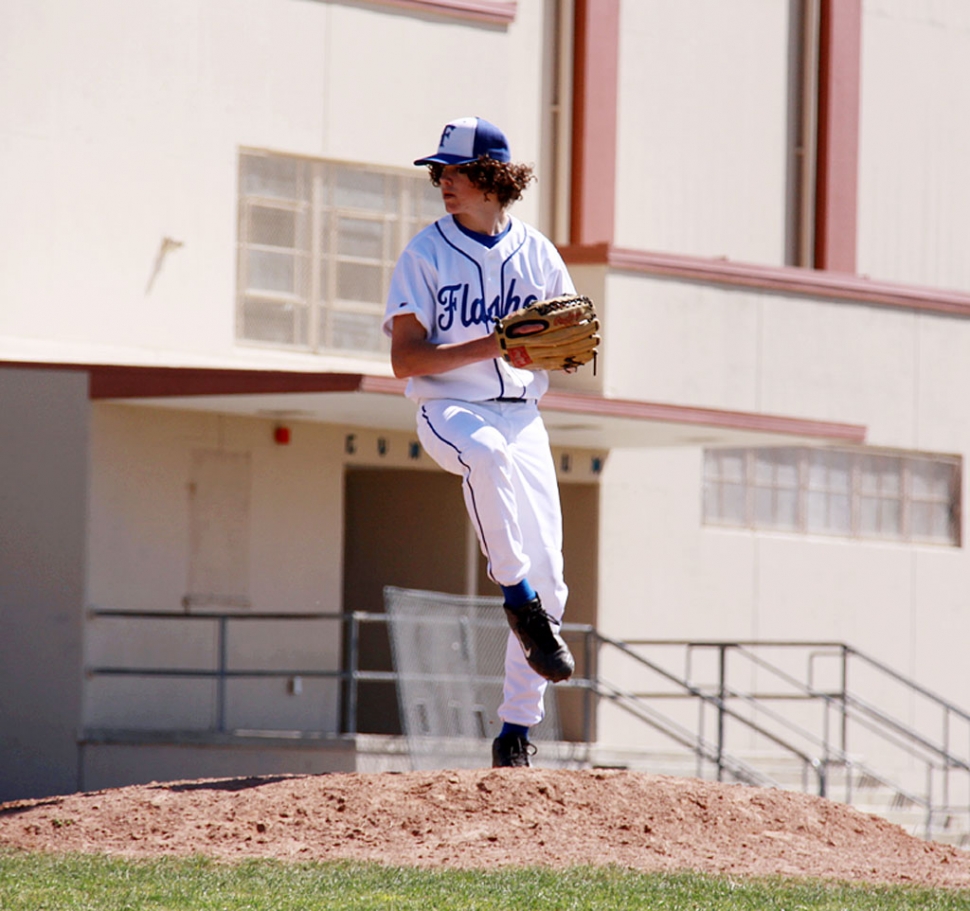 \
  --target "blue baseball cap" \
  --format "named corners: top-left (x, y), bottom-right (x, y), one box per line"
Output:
top-left (414, 117), bottom-right (511, 166)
